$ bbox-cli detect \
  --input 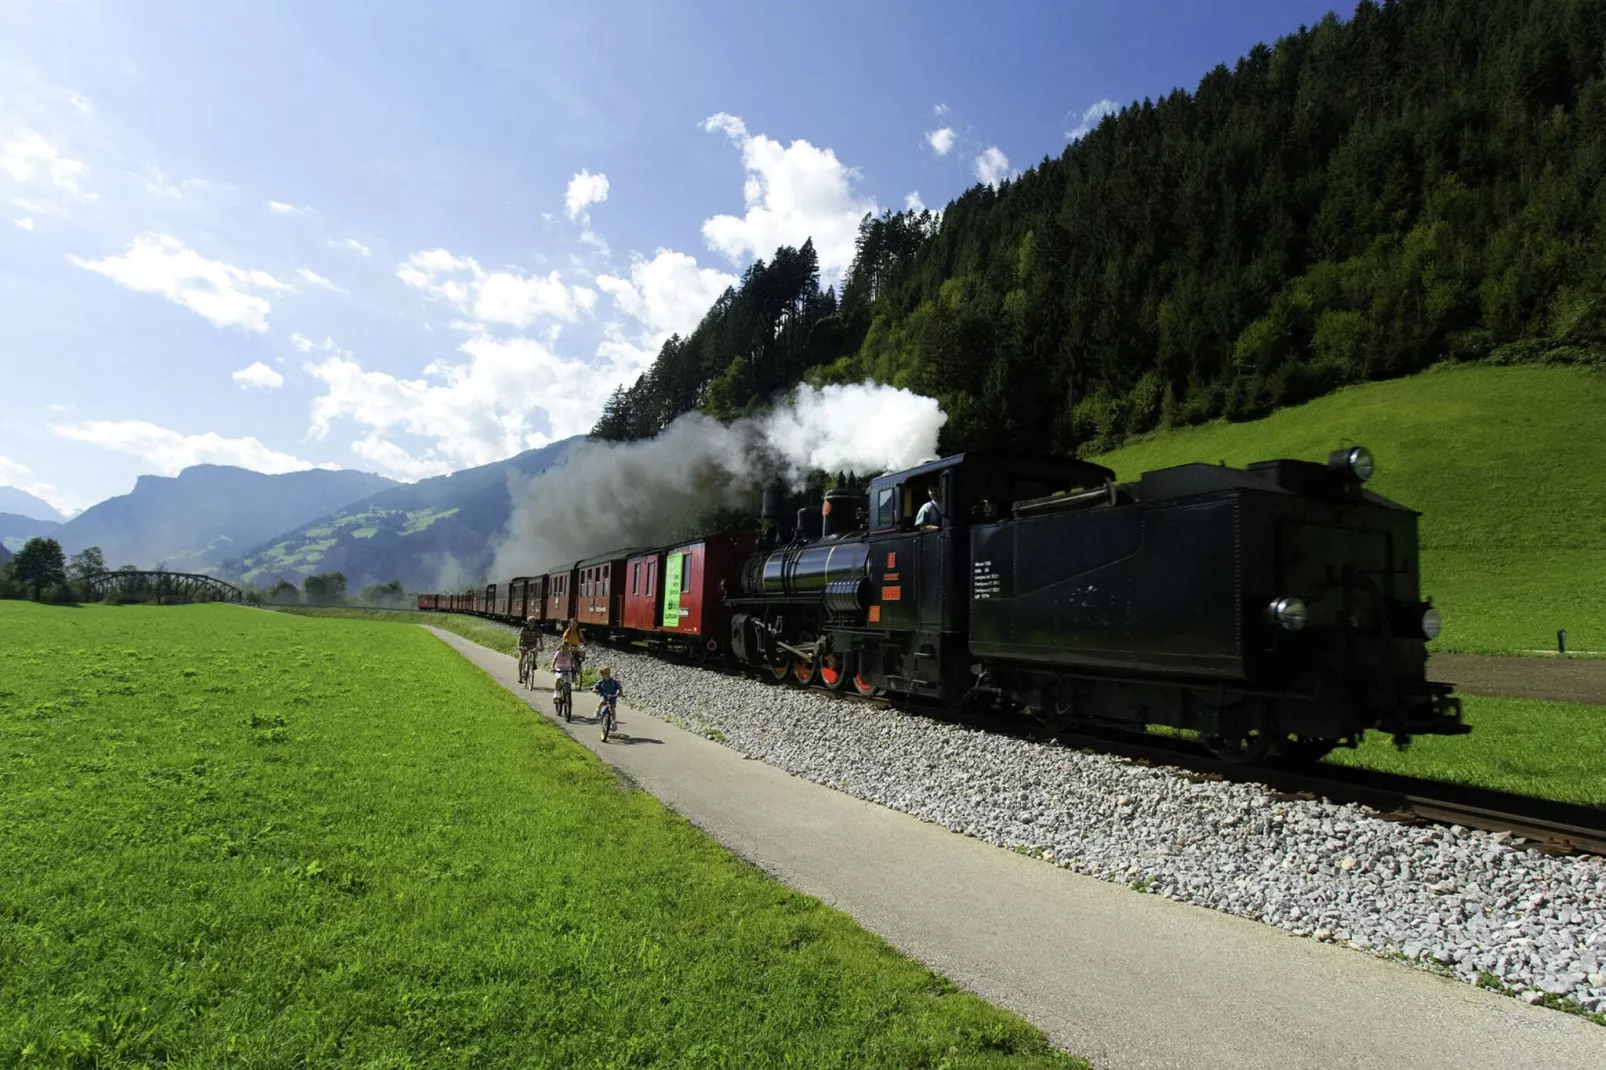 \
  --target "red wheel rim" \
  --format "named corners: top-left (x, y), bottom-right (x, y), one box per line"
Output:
top-left (853, 672), bottom-right (876, 695)
top-left (819, 653), bottom-right (842, 687)
top-left (793, 651), bottom-right (814, 683)
top-left (768, 657), bottom-right (792, 681)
